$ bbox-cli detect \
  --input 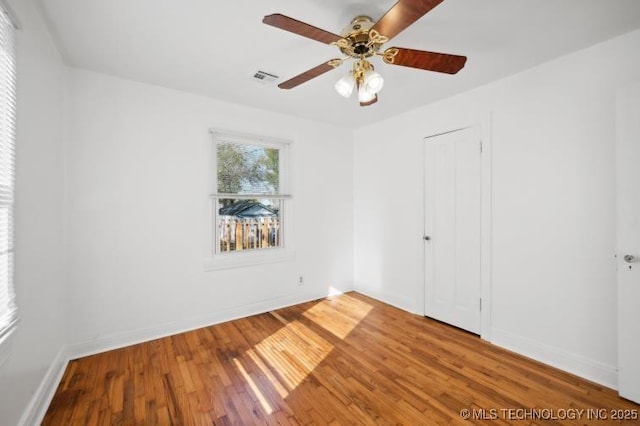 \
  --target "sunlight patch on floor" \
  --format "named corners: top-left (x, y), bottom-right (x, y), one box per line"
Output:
top-left (232, 357), bottom-right (274, 415)
top-left (233, 294), bottom-right (373, 400)
top-left (246, 349), bottom-right (288, 399)
top-left (254, 320), bottom-right (334, 391)
top-left (302, 293), bottom-right (373, 339)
